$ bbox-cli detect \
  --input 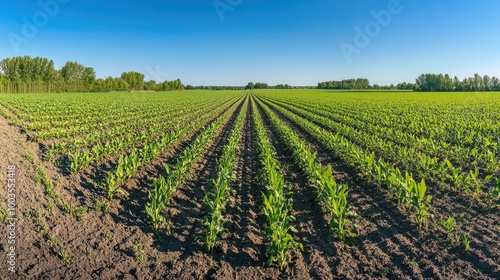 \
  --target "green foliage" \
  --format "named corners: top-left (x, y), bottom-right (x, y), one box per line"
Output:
top-left (489, 178), bottom-right (500, 206)
top-left (317, 78), bottom-right (370, 90)
top-left (146, 98), bottom-right (242, 234)
top-left (408, 179), bottom-right (433, 229)
top-left (202, 101), bottom-right (246, 252)
top-left (257, 94), bottom-right (434, 228)
top-left (257, 97), bottom-right (357, 241)
top-left (253, 99), bottom-right (302, 269)
top-left (102, 232), bottom-right (114, 239)
top-left (57, 249), bottom-right (71, 263)
top-left (132, 243), bottom-right (146, 263)
top-left (145, 177), bottom-right (167, 232)
top-left (462, 233), bottom-right (472, 251)
top-left (0, 205), bottom-right (8, 224)
top-left (438, 217), bottom-right (459, 245)
top-left (94, 198), bottom-right (110, 212)
top-left (0, 55), bottom-right (185, 93)
top-left (416, 73), bottom-right (500, 92)
top-left (120, 71), bottom-right (145, 91)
